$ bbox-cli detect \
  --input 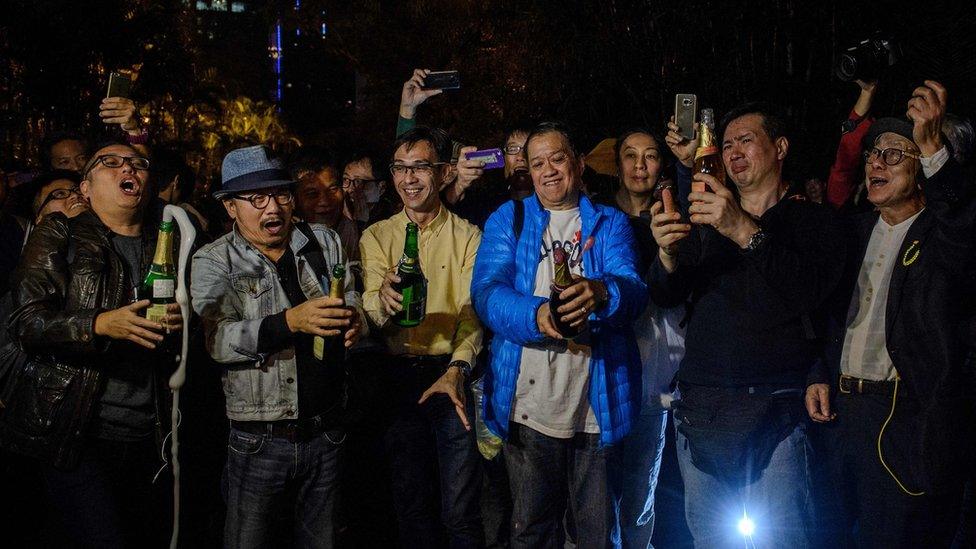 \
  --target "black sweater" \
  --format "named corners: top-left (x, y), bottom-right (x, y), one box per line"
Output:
top-left (649, 187), bottom-right (847, 388)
